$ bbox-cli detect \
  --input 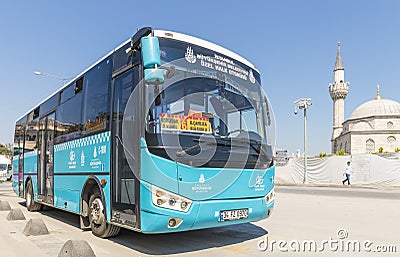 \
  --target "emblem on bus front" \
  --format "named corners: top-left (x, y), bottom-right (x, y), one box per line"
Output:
top-left (256, 175), bottom-right (264, 185)
top-left (199, 173), bottom-right (205, 183)
top-left (185, 46), bottom-right (196, 64)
